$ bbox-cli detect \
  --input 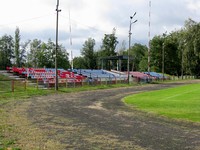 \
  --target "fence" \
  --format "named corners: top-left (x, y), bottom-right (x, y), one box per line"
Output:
top-left (0, 80), bottom-right (27, 93)
top-left (0, 77), bottom-right (129, 93)
top-left (1, 75), bottom-right (195, 93)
